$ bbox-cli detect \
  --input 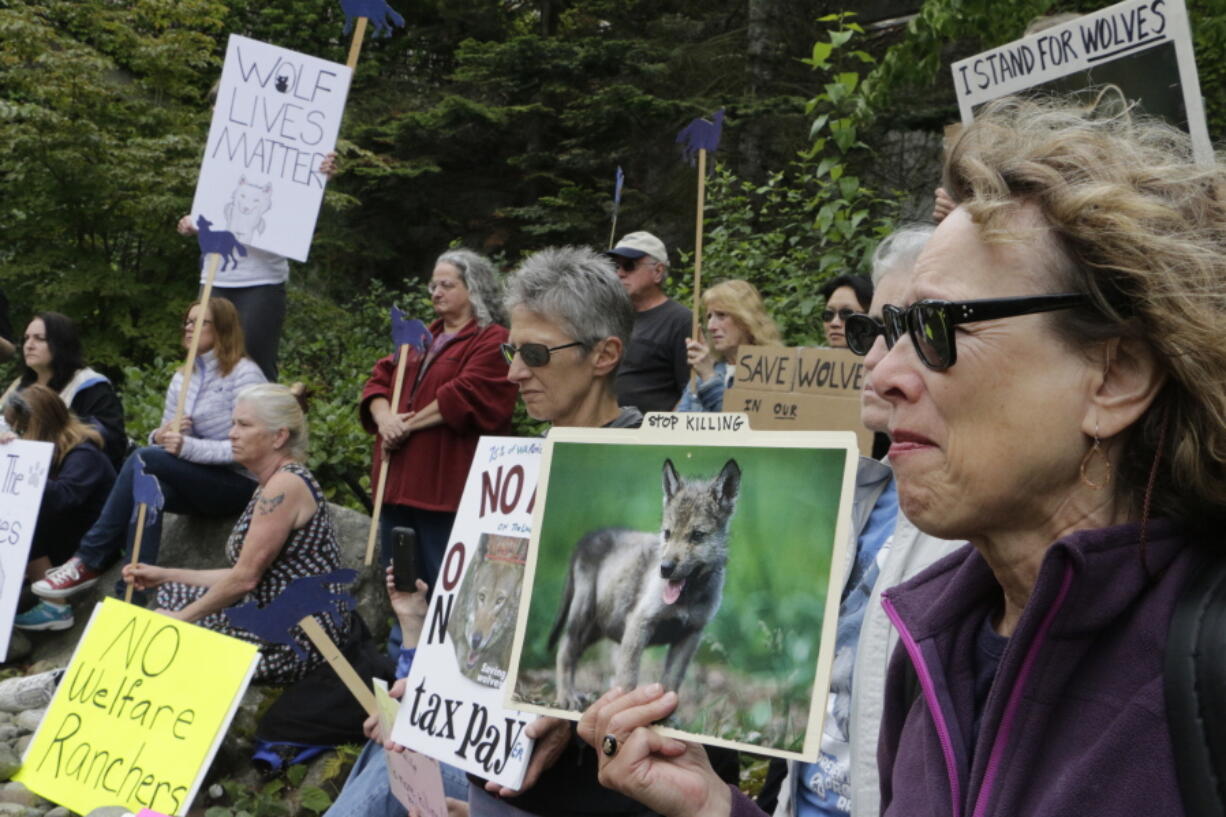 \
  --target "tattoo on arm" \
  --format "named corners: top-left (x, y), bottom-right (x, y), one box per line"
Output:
top-left (256, 492), bottom-right (286, 515)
